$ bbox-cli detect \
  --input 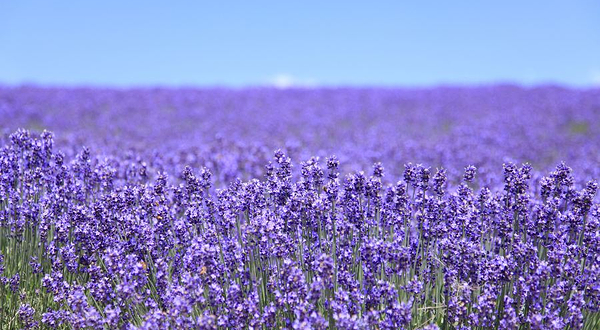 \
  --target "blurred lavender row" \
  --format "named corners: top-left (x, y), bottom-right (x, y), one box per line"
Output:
top-left (2, 86), bottom-right (599, 187)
